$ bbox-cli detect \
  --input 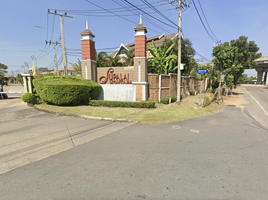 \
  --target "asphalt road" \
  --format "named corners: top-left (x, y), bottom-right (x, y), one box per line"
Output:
top-left (241, 85), bottom-right (268, 129)
top-left (1, 85), bottom-right (268, 199)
